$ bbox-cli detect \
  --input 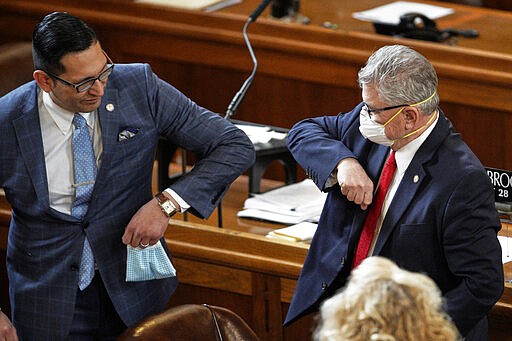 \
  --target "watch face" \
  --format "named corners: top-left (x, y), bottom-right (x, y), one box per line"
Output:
top-left (156, 192), bottom-right (176, 217)
top-left (161, 201), bottom-right (174, 214)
